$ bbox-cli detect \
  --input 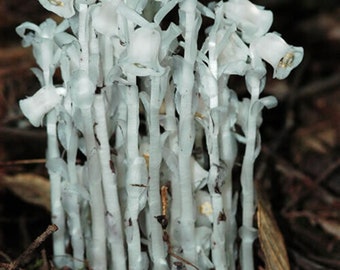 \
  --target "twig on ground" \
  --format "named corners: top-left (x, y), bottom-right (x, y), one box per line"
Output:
top-left (0, 224), bottom-right (58, 270)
